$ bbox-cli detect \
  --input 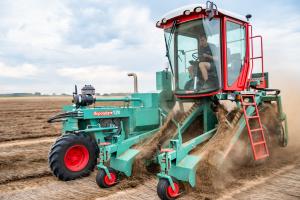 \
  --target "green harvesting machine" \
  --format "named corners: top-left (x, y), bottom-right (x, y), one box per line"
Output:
top-left (48, 2), bottom-right (288, 200)
top-left (48, 71), bottom-right (174, 182)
